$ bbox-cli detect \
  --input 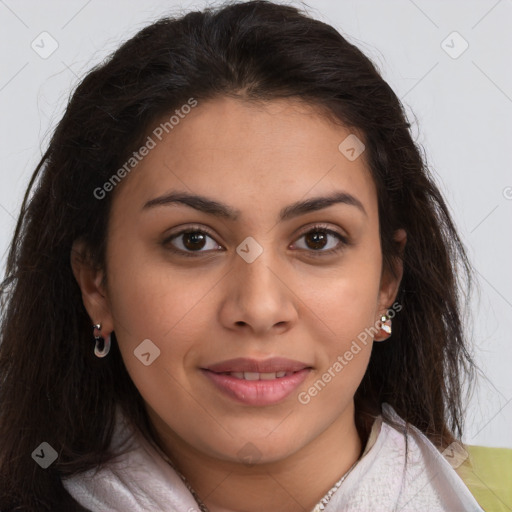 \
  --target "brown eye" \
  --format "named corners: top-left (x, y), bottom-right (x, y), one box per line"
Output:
top-left (292, 225), bottom-right (348, 255)
top-left (304, 230), bottom-right (329, 250)
top-left (164, 227), bottom-right (222, 257)
top-left (182, 231), bottom-right (207, 251)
